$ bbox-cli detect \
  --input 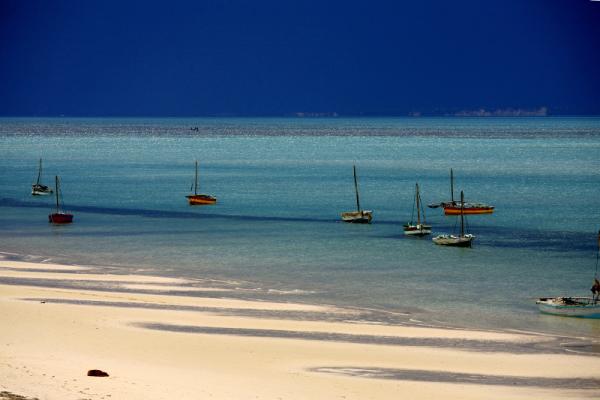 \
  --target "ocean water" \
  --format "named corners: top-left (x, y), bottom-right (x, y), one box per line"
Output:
top-left (1, 117), bottom-right (600, 339)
